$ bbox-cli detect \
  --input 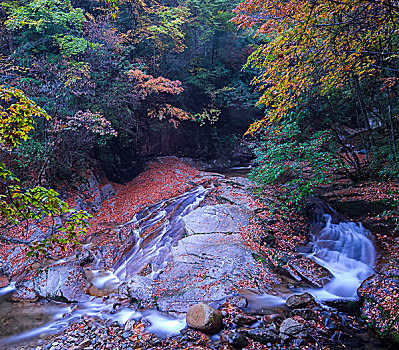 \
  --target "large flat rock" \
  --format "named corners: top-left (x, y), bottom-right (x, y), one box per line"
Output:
top-left (154, 233), bottom-right (278, 312)
top-left (183, 204), bottom-right (250, 235)
top-left (13, 263), bottom-right (90, 303)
